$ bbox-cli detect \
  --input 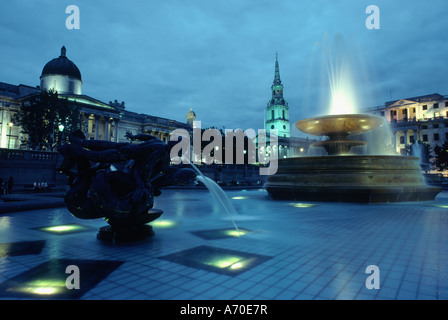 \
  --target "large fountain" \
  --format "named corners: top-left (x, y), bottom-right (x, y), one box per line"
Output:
top-left (266, 113), bottom-right (441, 203)
top-left (265, 36), bottom-right (441, 203)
